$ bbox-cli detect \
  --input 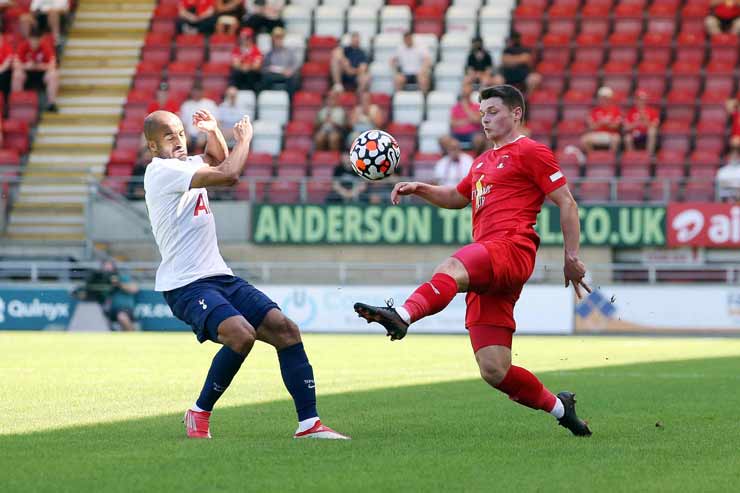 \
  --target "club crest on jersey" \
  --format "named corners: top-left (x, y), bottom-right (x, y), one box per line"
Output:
top-left (473, 175), bottom-right (492, 210)
top-left (194, 192), bottom-right (210, 216)
top-left (496, 154), bottom-right (511, 169)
